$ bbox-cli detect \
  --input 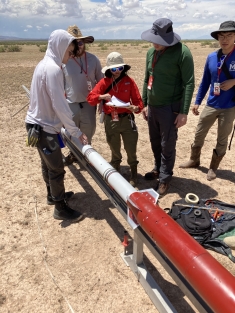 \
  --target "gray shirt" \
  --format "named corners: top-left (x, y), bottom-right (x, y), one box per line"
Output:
top-left (62, 51), bottom-right (103, 103)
